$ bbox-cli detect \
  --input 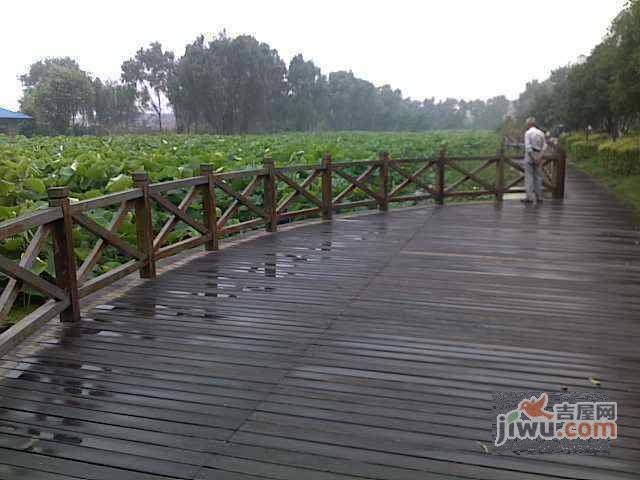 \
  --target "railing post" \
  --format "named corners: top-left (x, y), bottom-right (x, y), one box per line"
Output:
top-left (495, 145), bottom-right (505, 202)
top-left (263, 157), bottom-right (278, 232)
top-left (47, 187), bottom-right (80, 322)
top-left (378, 151), bottom-right (390, 211)
top-left (321, 154), bottom-right (333, 220)
top-left (553, 148), bottom-right (567, 199)
top-left (200, 164), bottom-right (218, 251)
top-left (436, 146), bottom-right (446, 205)
top-left (132, 172), bottom-right (156, 279)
